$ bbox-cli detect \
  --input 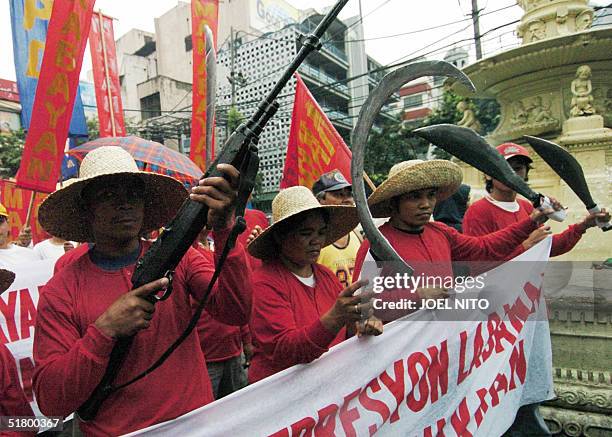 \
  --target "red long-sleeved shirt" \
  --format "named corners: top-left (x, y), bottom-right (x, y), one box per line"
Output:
top-left (0, 344), bottom-right (35, 437)
top-left (463, 197), bottom-right (584, 258)
top-left (249, 261), bottom-right (345, 383)
top-left (354, 217), bottom-right (539, 281)
top-left (239, 209), bottom-right (269, 272)
top-left (192, 247), bottom-right (246, 362)
top-left (33, 229), bottom-right (251, 436)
